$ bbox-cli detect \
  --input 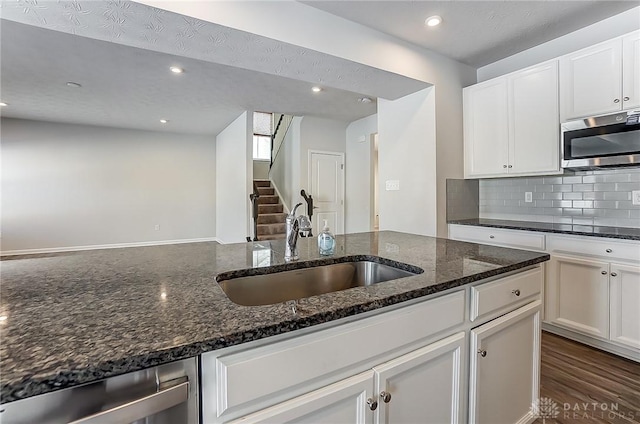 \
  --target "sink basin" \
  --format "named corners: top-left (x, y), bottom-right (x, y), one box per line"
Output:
top-left (217, 258), bottom-right (423, 306)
